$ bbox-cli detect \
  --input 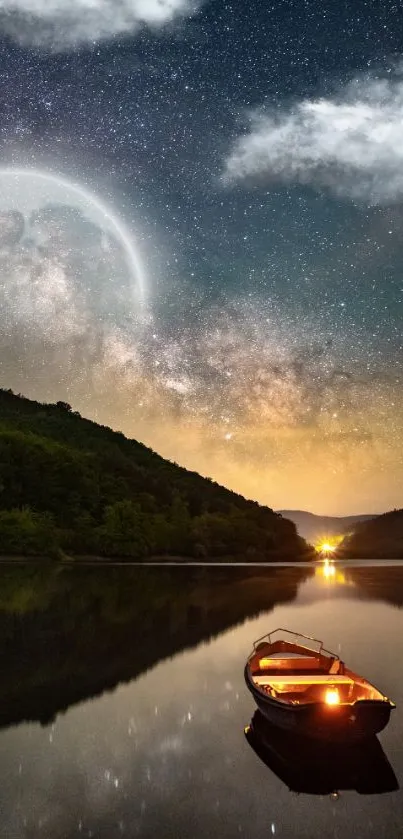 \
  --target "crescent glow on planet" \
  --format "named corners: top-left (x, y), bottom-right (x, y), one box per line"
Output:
top-left (0, 167), bottom-right (147, 302)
